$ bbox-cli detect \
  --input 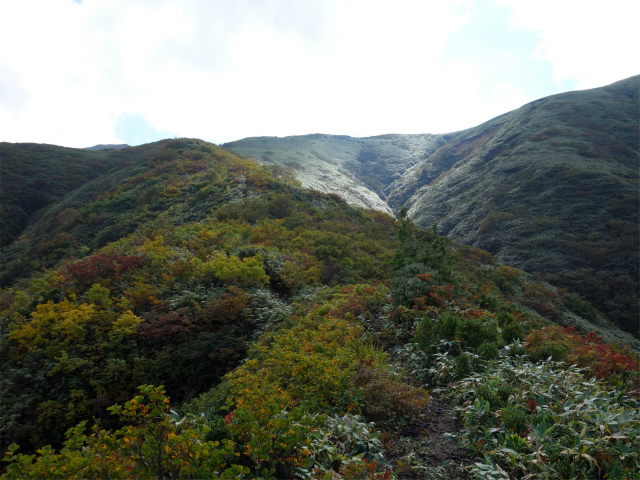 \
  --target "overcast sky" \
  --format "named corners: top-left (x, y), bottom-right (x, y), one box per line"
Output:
top-left (1, 0), bottom-right (638, 148)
